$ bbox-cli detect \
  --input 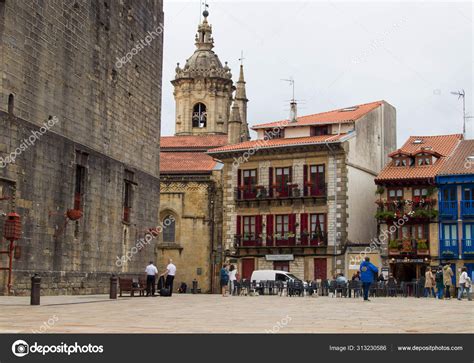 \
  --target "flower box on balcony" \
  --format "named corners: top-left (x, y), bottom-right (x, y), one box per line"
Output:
top-left (441, 250), bottom-right (455, 257)
top-left (401, 239), bottom-right (413, 252)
